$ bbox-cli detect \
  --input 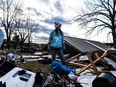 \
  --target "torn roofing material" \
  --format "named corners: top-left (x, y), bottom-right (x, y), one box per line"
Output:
top-left (64, 36), bottom-right (110, 53)
top-left (85, 40), bottom-right (110, 51)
